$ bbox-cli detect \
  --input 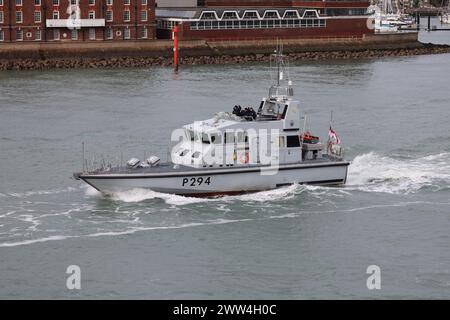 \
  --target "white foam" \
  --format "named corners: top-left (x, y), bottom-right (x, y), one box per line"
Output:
top-left (109, 188), bottom-right (209, 206)
top-left (7, 187), bottom-right (77, 198)
top-left (226, 184), bottom-right (302, 202)
top-left (83, 152), bottom-right (450, 203)
top-left (0, 218), bottom-right (251, 248)
top-left (347, 152), bottom-right (450, 194)
top-left (0, 235), bottom-right (70, 247)
top-left (84, 185), bottom-right (102, 197)
top-left (105, 184), bottom-right (302, 206)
